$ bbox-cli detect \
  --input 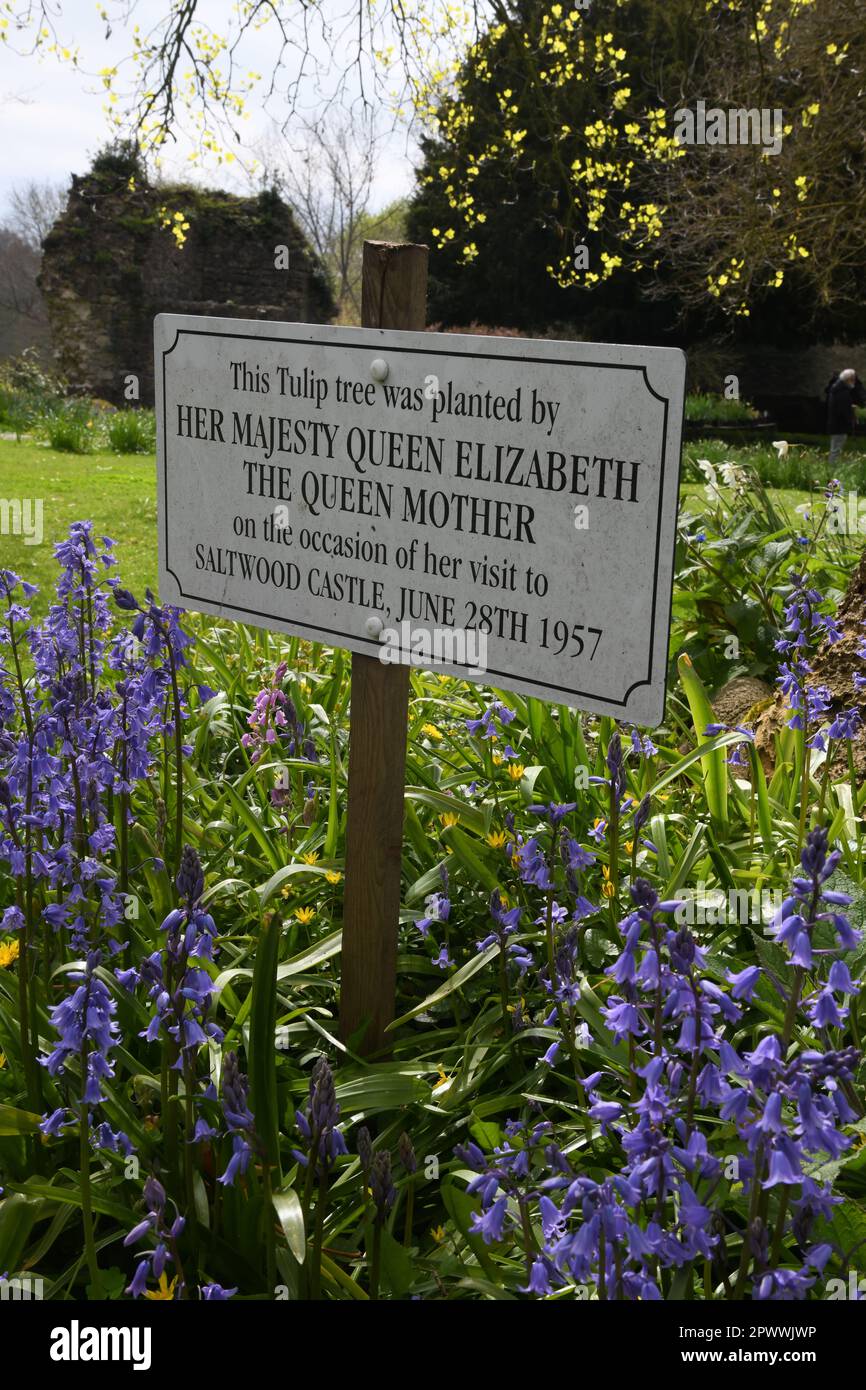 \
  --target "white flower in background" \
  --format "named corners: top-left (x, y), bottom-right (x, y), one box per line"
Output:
top-left (697, 458), bottom-right (723, 505)
top-left (772, 440), bottom-right (789, 459)
top-left (719, 461), bottom-right (748, 493)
